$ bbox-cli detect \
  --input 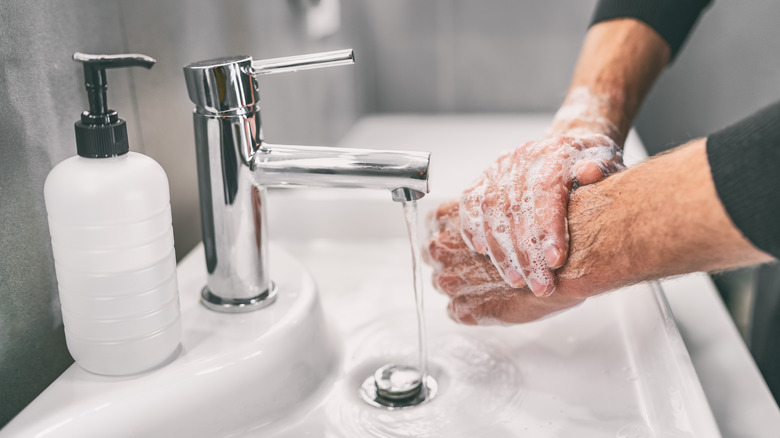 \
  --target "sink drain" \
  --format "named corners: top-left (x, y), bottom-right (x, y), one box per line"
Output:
top-left (359, 364), bottom-right (438, 409)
